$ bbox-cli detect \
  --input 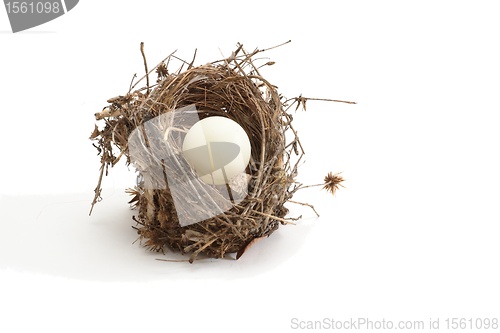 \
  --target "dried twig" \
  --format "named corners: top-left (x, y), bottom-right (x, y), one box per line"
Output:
top-left (89, 163), bottom-right (105, 215)
top-left (140, 42), bottom-right (150, 96)
top-left (288, 200), bottom-right (320, 217)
